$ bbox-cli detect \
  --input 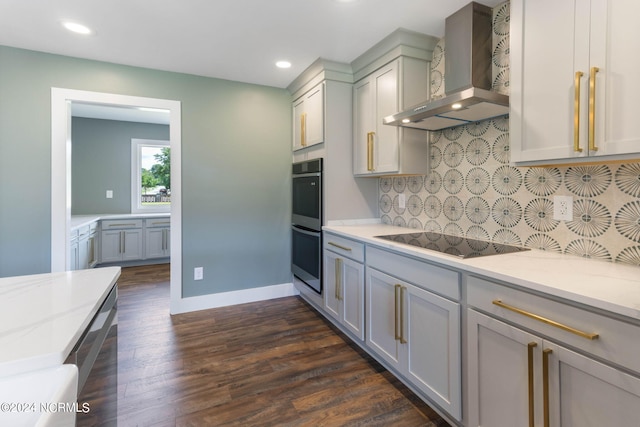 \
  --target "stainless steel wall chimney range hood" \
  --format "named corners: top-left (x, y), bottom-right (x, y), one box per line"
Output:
top-left (384, 2), bottom-right (508, 131)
